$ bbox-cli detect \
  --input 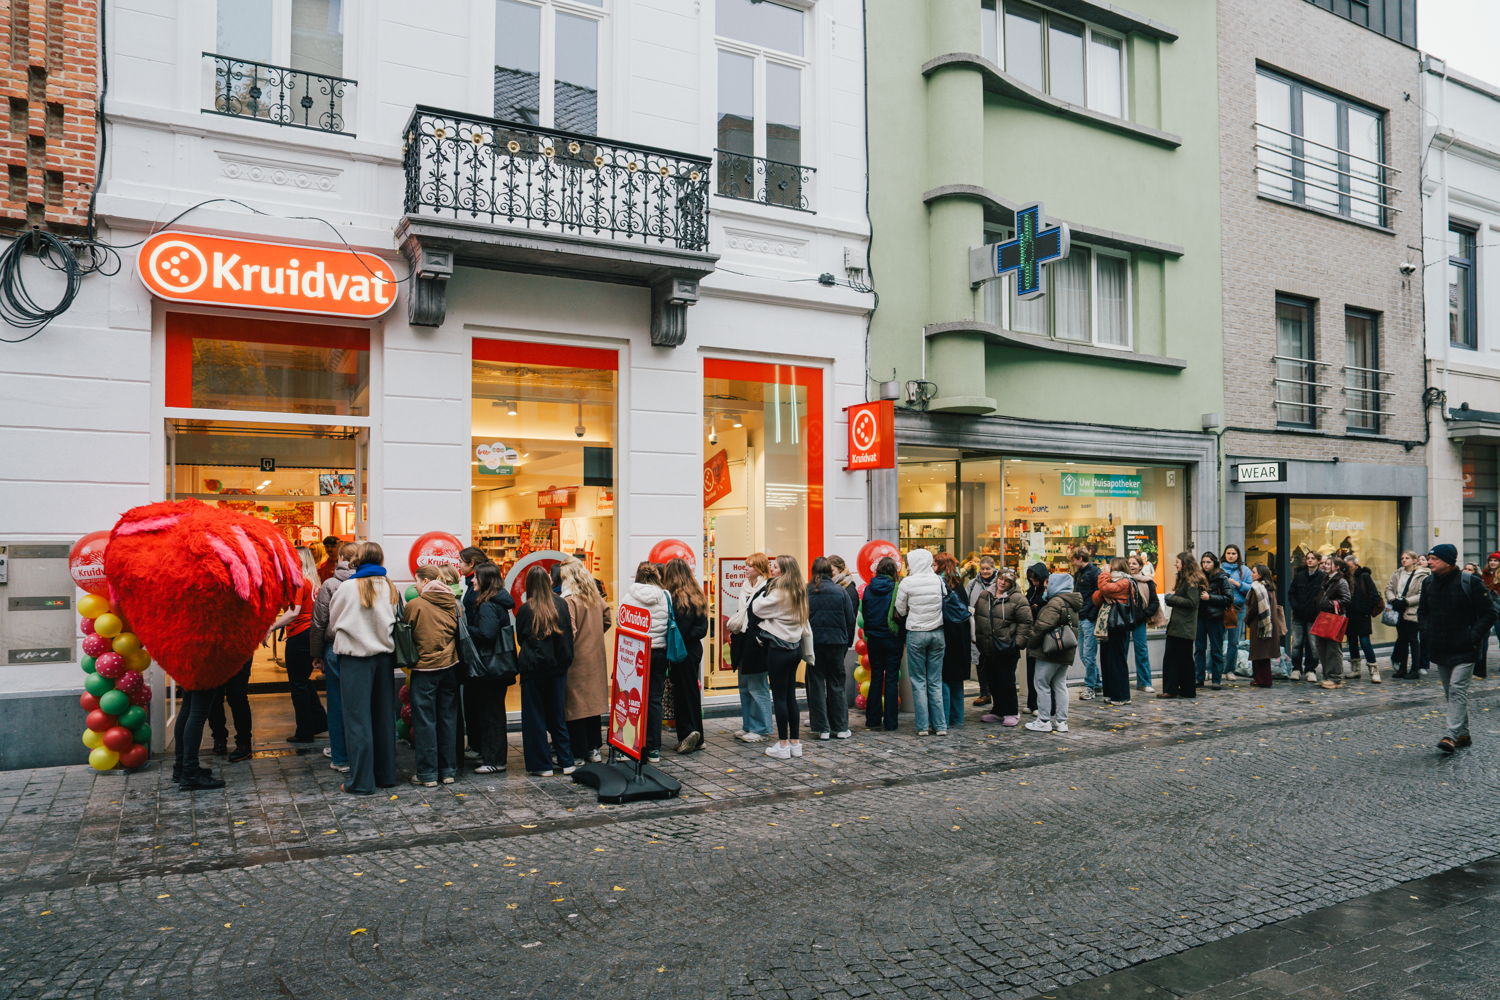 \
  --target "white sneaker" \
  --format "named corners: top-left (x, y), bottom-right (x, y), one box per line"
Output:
top-left (834, 730), bottom-right (852, 739)
top-left (1142, 686), bottom-right (1155, 694)
top-left (1305, 671), bottom-right (1320, 683)
top-left (789, 742), bottom-right (804, 757)
top-left (935, 730), bottom-right (948, 736)
top-left (765, 743), bottom-right (792, 759)
top-left (817, 731), bottom-right (831, 741)
top-left (561, 765), bottom-right (578, 775)
top-left (1290, 671), bottom-right (1303, 682)
top-left (1024, 719), bottom-right (1053, 732)
top-left (1053, 722), bottom-right (1069, 733)
top-left (736, 731), bottom-right (766, 743)
top-left (322, 747), bottom-right (333, 758)
top-left (1031, 708), bottom-right (1040, 717)
top-left (1079, 687), bottom-right (1095, 701)
top-left (916, 730), bottom-right (930, 736)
